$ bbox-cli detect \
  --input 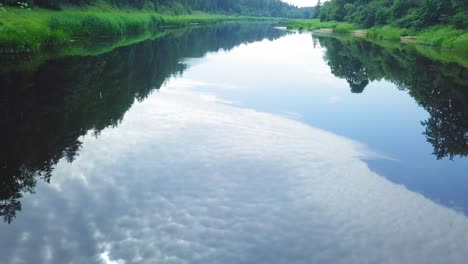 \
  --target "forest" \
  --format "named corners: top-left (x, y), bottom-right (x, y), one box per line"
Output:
top-left (0, 0), bottom-right (311, 18)
top-left (314, 0), bottom-right (467, 29)
top-left (0, 0), bottom-right (311, 52)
